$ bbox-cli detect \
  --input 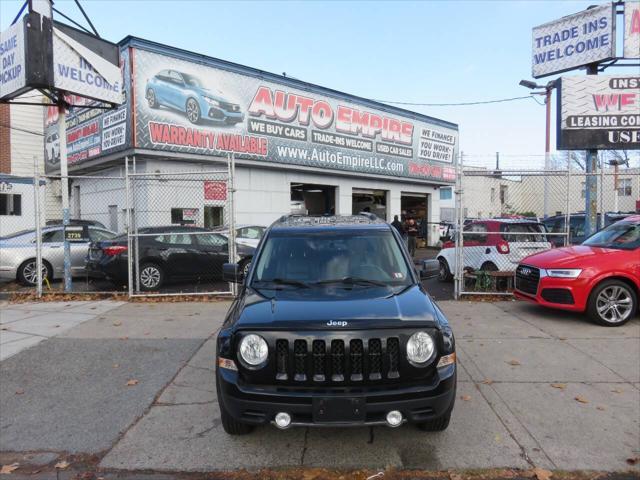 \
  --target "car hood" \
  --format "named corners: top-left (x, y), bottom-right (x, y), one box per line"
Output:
top-left (233, 284), bottom-right (438, 330)
top-left (521, 245), bottom-right (629, 268)
top-left (197, 86), bottom-right (231, 103)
